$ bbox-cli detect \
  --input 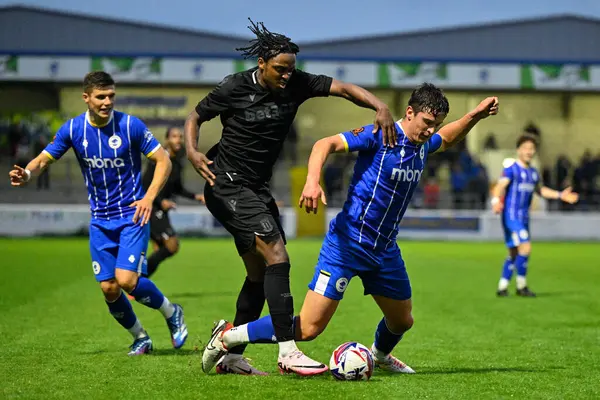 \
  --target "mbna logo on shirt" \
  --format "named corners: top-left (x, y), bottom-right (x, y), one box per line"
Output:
top-left (391, 167), bottom-right (423, 183)
top-left (83, 155), bottom-right (125, 169)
